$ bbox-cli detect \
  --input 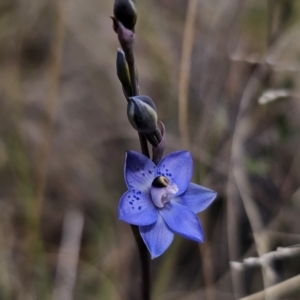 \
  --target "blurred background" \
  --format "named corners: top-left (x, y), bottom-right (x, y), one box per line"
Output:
top-left (0, 0), bottom-right (300, 299)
